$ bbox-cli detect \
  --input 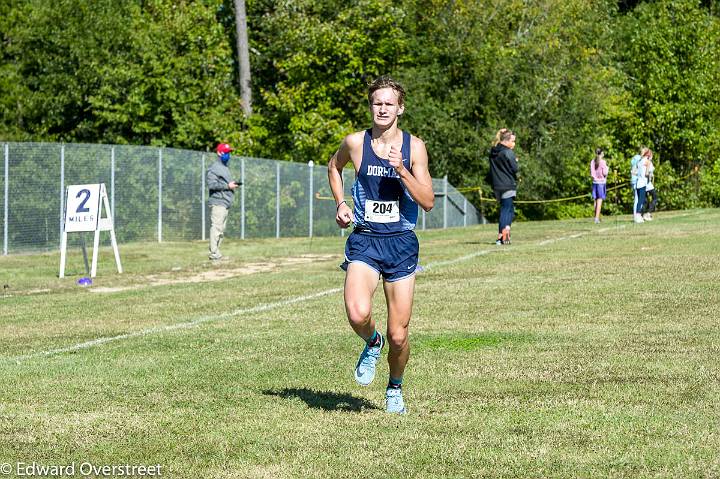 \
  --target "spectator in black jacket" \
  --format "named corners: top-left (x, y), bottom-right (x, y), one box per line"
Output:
top-left (488, 129), bottom-right (518, 245)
